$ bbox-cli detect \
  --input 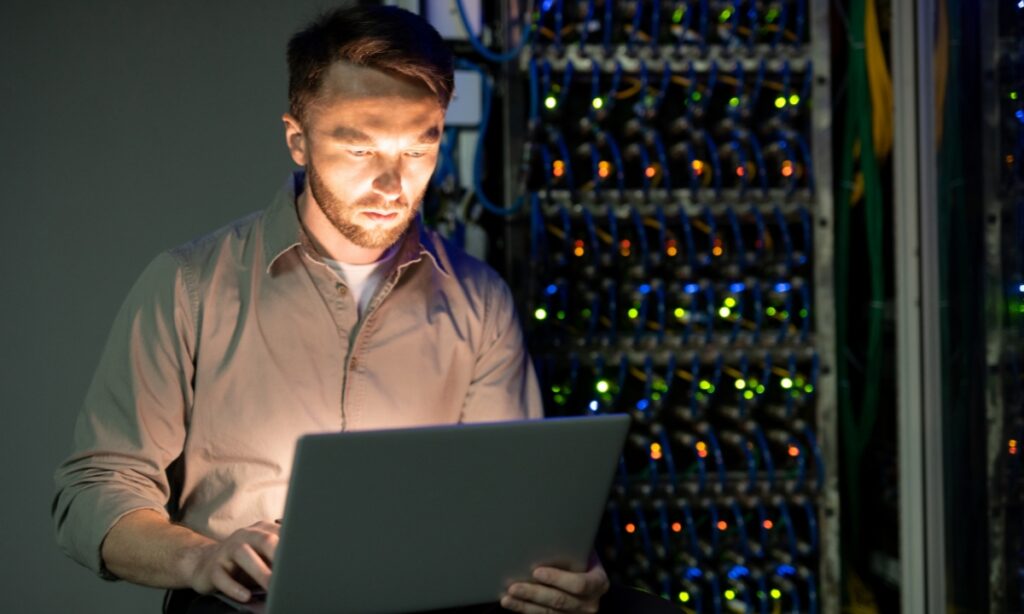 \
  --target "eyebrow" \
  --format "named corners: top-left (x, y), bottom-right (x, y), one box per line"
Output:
top-left (328, 125), bottom-right (442, 145)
